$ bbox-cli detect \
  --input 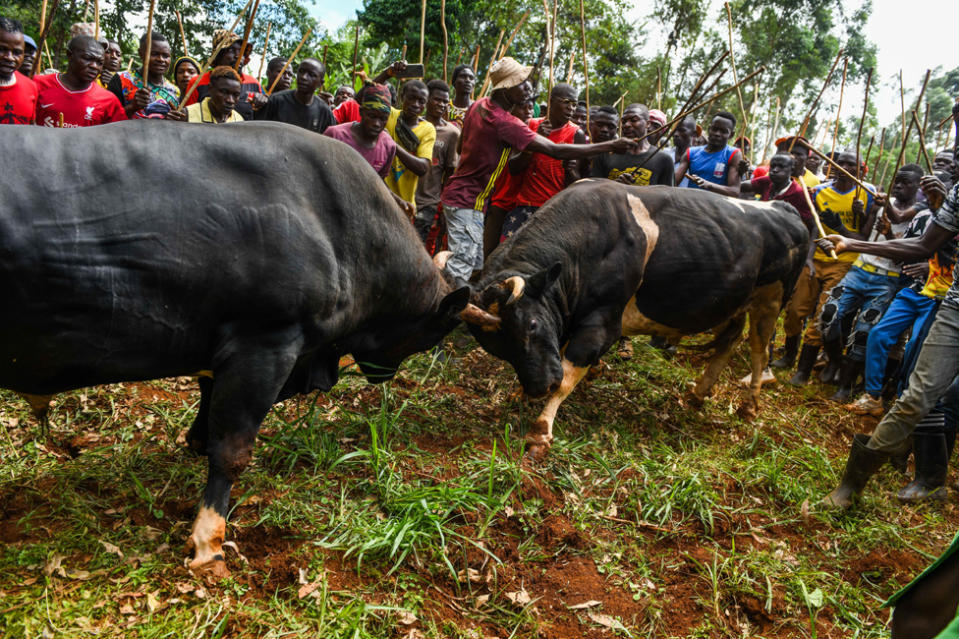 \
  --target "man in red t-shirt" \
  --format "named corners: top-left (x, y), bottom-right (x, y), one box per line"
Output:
top-left (0, 17), bottom-right (37, 125)
top-left (499, 83), bottom-right (585, 240)
top-left (34, 35), bottom-right (126, 127)
top-left (439, 57), bottom-right (637, 285)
